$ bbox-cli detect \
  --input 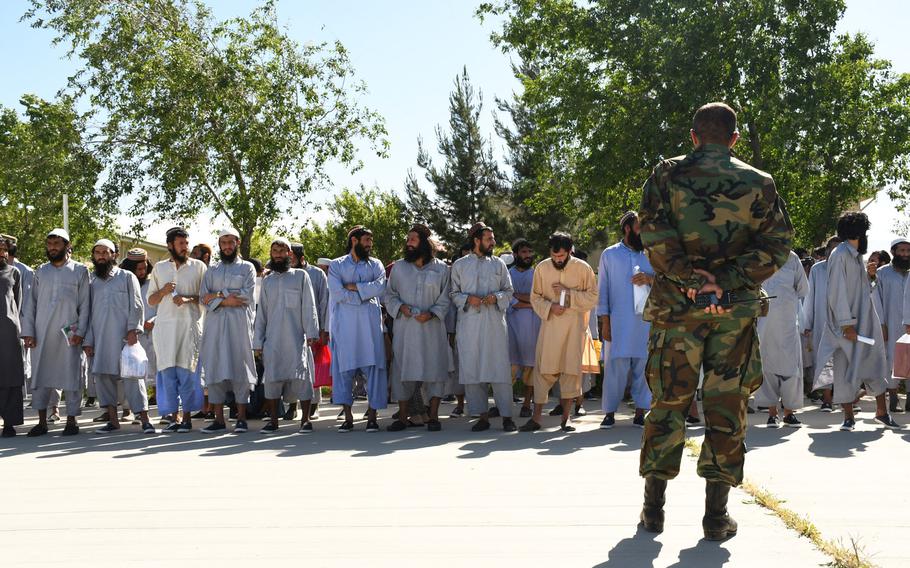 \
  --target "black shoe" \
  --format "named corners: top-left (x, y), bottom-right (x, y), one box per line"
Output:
top-left (746, 406), bottom-right (755, 414)
top-left (2, 424), bottom-right (15, 438)
top-left (148, 396), bottom-right (157, 405)
top-left (391, 410), bottom-right (401, 420)
top-left (338, 420), bottom-right (354, 433)
top-left (449, 407), bottom-right (464, 418)
top-left (176, 421), bottom-right (193, 433)
top-left (633, 414), bottom-right (646, 428)
top-left (875, 413), bottom-right (901, 429)
top-left (703, 482), bottom-right (737, 541)
top-left (548, 405), bottom-right (563, 416)
top-left (95, 422), bottom-right (119, 434)
top-left (61, 422), bottom-right (79, 436)
top-left (366, 420), bottom-right (380, 432)
top-left (573, 405), bottom-right (587, 417)
top-left (233, 420), bottom-right (248, 433)
top-left (191, 411), bottom-right (206, 419)
top-left (502, 417), bottom-right (517, 432)
top-left (519, 419), bottom-right (541, 432)
top-left (142, 423), bottom-right (157, 434)
top-left (820, 402), bottom-right (834, 412)
top-left (600, 414), bottom-right (615, 430)
top-left (162, 422), bottom-right (180, 433)
top-left (84, 397), bottom-right (96, 408)
top-left (766, 415), bottom-right (781, 428)
top-left (471, 418), bottom-right (490, 432)
top-left (519, 406), bottom-right (532, 418)
top-left (27, 423), bottom-right (48, 437)
top-left (201, 422), bottom-right (226, 434)
top-left (782, 414), bottom-right (802, 428)
top-left (686, 414), bottom-right (701, 425)
top-left (261, 422), bottom-right (279, 434)
top-left (757, 406), bottom-right (768, 412)
top-left (427, 419), bottom-right (441, 432)
top-left (839, 419), bottom-right (855, 431)
top-left (298, 421), bottom-right (314, 434)
top-left (92, 411), bottom-right (111, 423)
top-left (386, 420), bottom-right (408, 432)
top-left (442, 395), bottom-right (456, 403)
top-left (560, 423), bottom-right (576, 432)
top-left (640, 477), bottom-right (667, 533)
top-left (488, 406), bottom-right (501, 418)
top-left (283, 403), bottom-right (297, 421)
